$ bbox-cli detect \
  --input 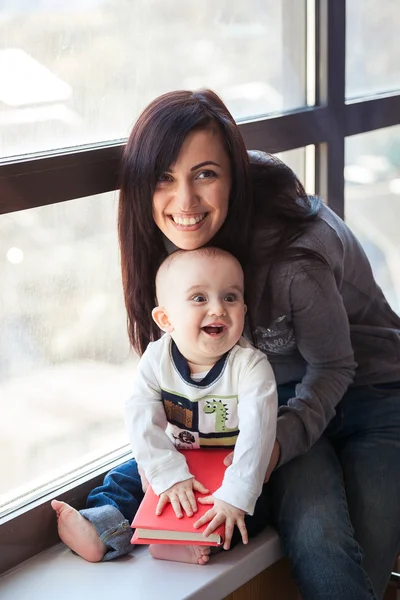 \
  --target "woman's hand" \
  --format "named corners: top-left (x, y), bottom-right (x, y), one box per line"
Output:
top-left (156, 478), bottom-right (209, 518)
top-left (223, 440), bottom-right (281, 483)
top-left (194, 496), bottom-right (247, 550)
